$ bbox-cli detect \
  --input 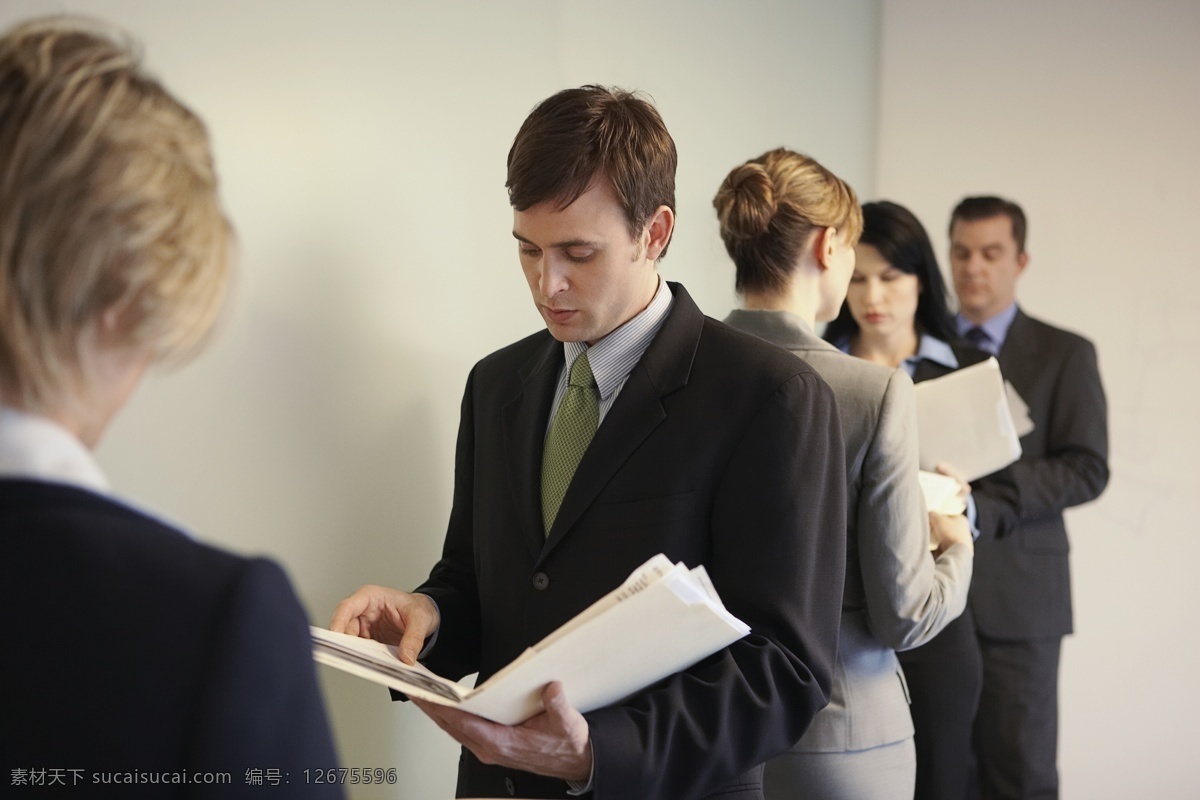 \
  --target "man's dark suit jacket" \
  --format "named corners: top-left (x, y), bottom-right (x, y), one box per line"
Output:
top-left (1, 479), bottom-right (343, 799)
top-left (415, 283), bottom-right (848, 800)
top-left (967, 308), bottom-right (1110, 640)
